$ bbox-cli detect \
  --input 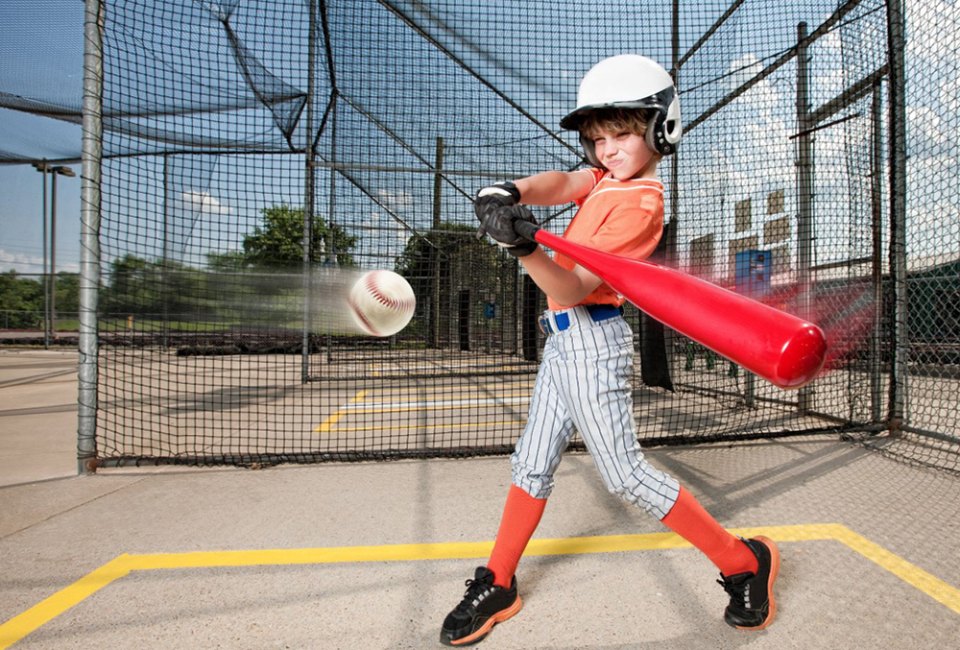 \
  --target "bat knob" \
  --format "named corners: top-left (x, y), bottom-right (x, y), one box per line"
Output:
top-left (774, 323), bottom-right (828, 389)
